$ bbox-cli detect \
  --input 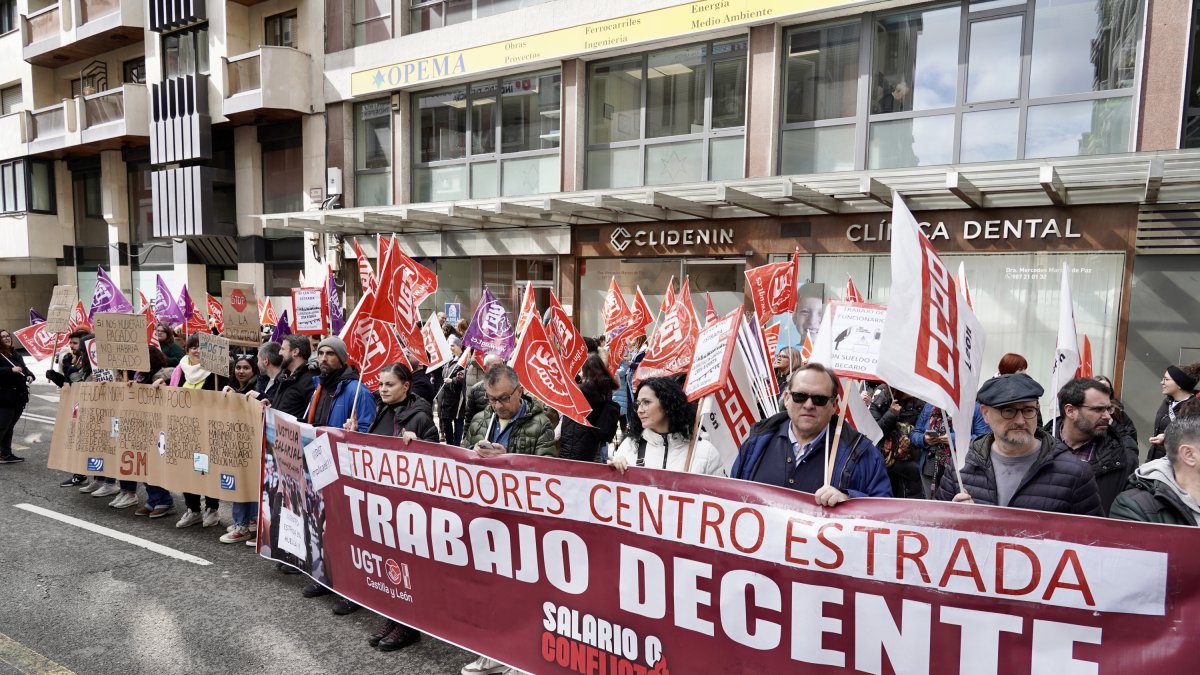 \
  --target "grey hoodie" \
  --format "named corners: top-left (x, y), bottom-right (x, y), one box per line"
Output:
top-left (1133, 458), bottom-right (1200, 520)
